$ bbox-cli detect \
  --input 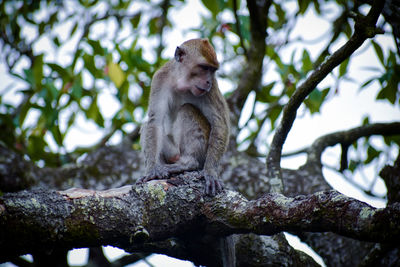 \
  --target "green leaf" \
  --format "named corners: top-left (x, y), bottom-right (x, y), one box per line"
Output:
top-left (27, 135), bottom-right (47, 160)
top-left (70, 22), bottom-right (78, 36)
top-left (72, 49), bottom-right (83, 70)
top-left (235, 15), bottom-right (250, 43)
top-left (51, 125), bottom-right (63, 146)
top-left (348, 160), bottom-right (360, 172)
top-left (66, 112), bottom-right (76, 131)
top-left (45, 81), bottom-right (59, 101)
top-left (313, 0), bottom-right (321, 14)
top-left (18, 100), bottom-right (32, 127)
top-left (301, 49), bottom-right (313, 73)
top-left (87, 96), bottom-right (104, 127)
top-left (227, 0), bottom-right (241, 10)
top-left (360, 78), bottom-right (376, 90)
top-left (108, 61), bottom-right (126, 88)
top-left (343, 22), bottom-right (352, 38)
top-left (383, 135), bottom-right (400, 147)
top-left (53, 36), bottom-right (60, 47)
top-left (269, 105), bottom-right (283, 129)
top-left (377, 84), bottom-right (397, 104)
top-left (365, 145), bottom-right (380, 164)
top-left (47, 63), bottom-right (70, 80)
top-left (32, 54), bottom-right (44, 90)
top-left (304, 88), bottom-right (330, 114)
top-left (267, 46), bottom-right (283, 68)
top-left (22, 68), bottom-right (35, 85)
top-left (256, 82), bottom-right (277, 103)
top-left (371, 40), bottom-right (384, 66)
top-left (87, 39), bottom-right (104, 56)
top-left (201, 0), bottom-right (224, 17)
top-left (362, 116), bottom-right (370, 125)
top-left (83, 53), bottom-right (99, 78)
top-left (298, 0), bottom-right (311, 14)
top-left (148, 16), bottom-right (160, 35)
top-left (273, 2), bottom-right (286, 27)
top-left (339, 57), bottom-right (350, 78)
top-left (71, 78), bottom-right (83, 100)
top-left (130, 12), bottom-right (141, 28)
